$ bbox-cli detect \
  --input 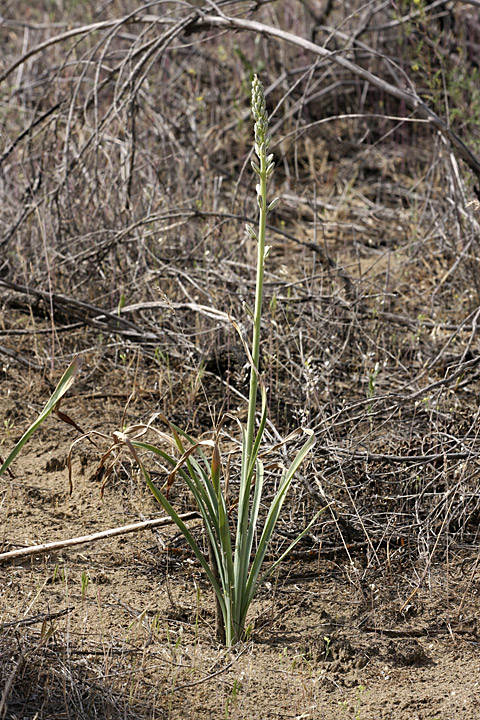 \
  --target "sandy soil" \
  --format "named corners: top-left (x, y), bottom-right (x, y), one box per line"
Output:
top-left (1, 365), bottom-right (480, 720)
